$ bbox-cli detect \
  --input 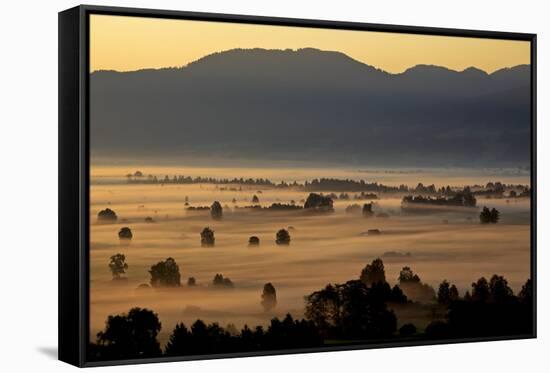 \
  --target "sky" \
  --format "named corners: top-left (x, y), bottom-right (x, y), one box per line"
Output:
top-left (90, 14), bottom-right (530, 74)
